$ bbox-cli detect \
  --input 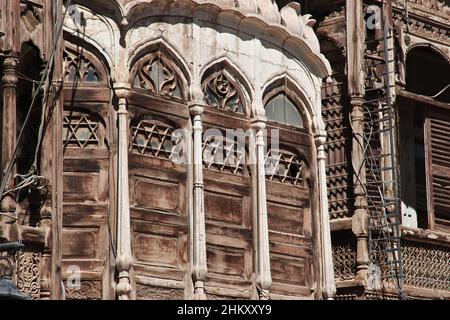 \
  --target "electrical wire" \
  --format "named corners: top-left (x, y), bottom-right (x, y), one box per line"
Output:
top-left (0, 0), bottom-right (72, 211)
